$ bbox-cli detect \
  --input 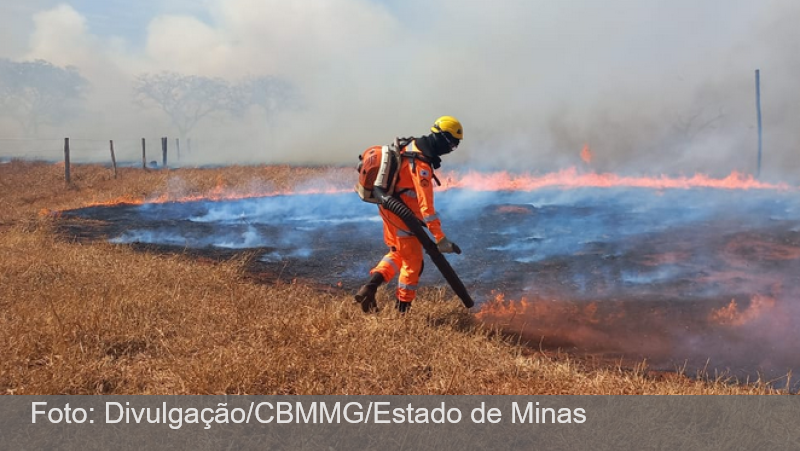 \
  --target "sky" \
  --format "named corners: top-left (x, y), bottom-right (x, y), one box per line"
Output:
top-left (1, 0), bottom-right (799, 179)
